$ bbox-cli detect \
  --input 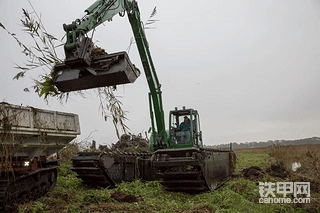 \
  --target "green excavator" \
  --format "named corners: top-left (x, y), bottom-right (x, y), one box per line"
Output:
top-left (53, 0), bottom-right (235, 193)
